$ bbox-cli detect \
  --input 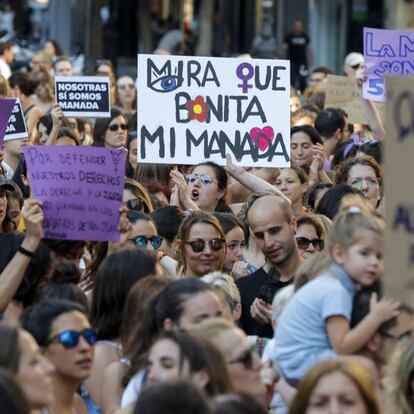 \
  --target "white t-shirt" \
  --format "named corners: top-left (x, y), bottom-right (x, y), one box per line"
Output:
top-left (0, 58), bottom-right (11, 79)
top-left (120, 369), bottom-right (146, 408)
